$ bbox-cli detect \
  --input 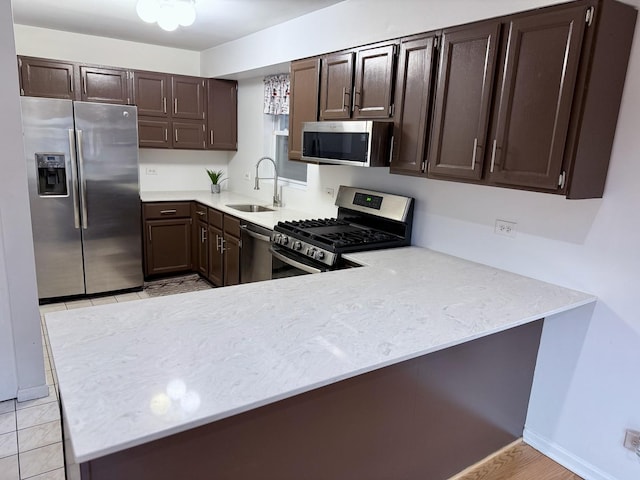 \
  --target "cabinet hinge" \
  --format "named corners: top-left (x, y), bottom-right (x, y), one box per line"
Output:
top-left (558, 171), bottom-right (566, 189)
top-left (586, 6), bottom-right (595, 26)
